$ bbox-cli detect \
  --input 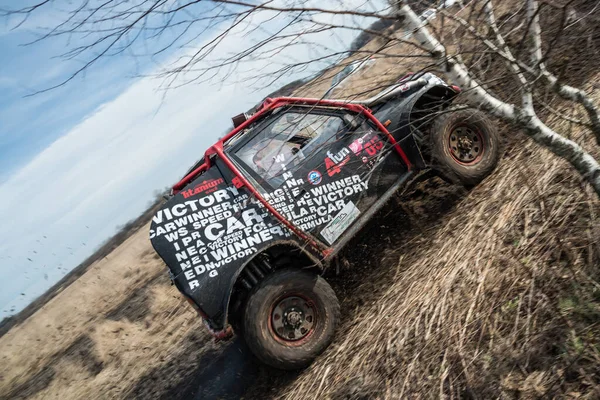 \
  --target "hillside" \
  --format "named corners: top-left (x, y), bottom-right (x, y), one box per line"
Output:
top-left (0, 196), bottom-right (165, 338)
top-left (1, 10), bottom-right (600, 400)
top-left (273, 115), bottom-right (600, 398)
